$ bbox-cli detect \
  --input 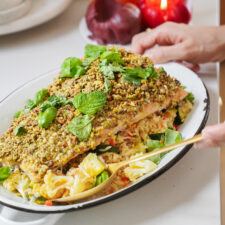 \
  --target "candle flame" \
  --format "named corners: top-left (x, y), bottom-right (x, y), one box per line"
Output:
top-left (160, 0), bottom-right (167, 10)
